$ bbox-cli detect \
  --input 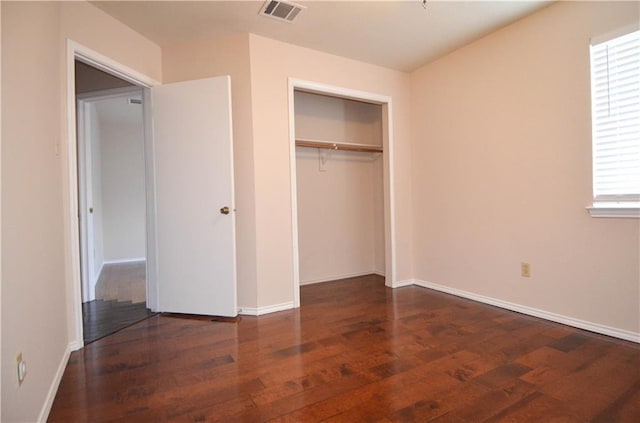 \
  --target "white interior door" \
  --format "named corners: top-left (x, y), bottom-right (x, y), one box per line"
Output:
top-left (152, 76), bottom-right (237, 316)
